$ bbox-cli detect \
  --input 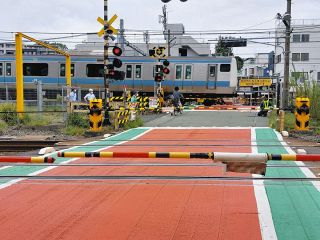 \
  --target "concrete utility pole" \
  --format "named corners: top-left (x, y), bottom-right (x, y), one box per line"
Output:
top-left (104, 0), bottom-right (111, 125)
top-left (283, 0), bottom-right (292, 109)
